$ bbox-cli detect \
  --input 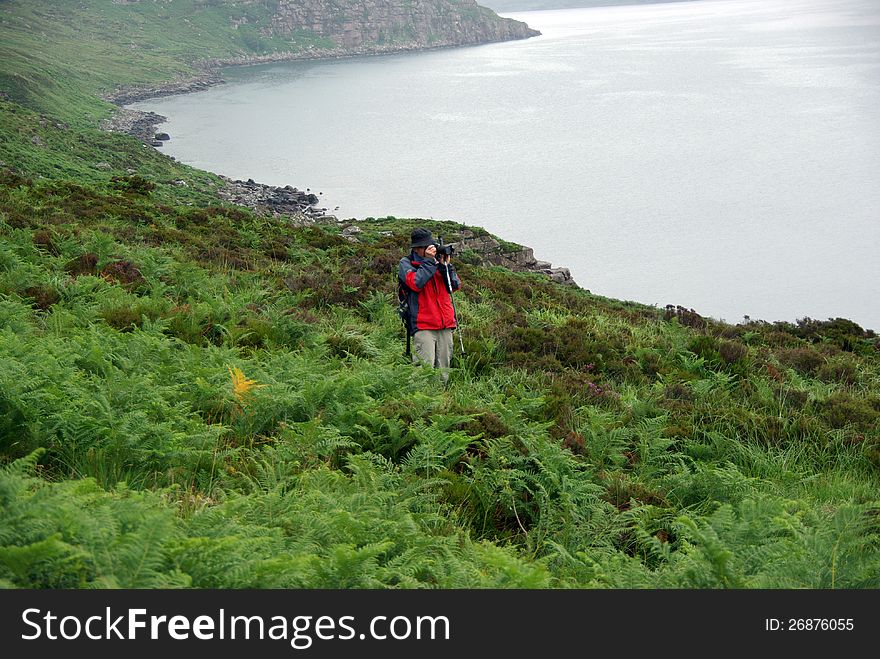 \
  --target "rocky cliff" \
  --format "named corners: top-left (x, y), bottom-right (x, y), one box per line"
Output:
top-left (261, 0), bottom-right (539, 49)
top-left (102, 1), bottom-right (539, 105)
